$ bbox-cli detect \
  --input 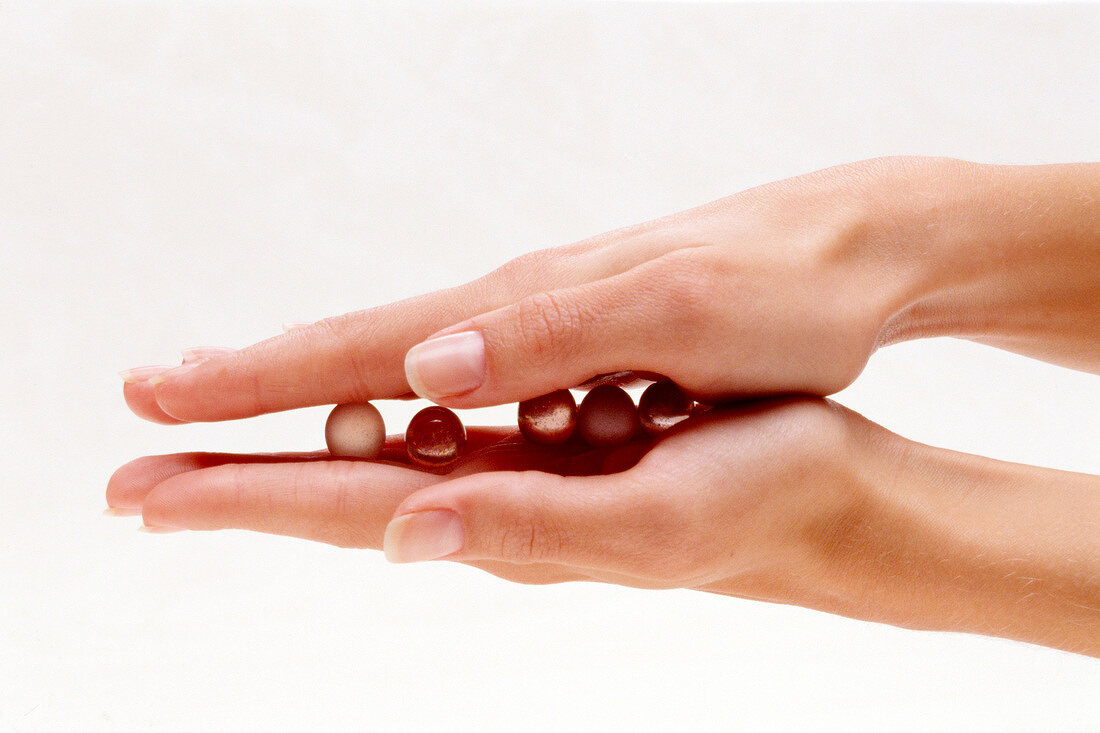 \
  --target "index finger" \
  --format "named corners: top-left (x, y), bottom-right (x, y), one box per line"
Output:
top-left (137, 240), bottom-right (628, 422)
top-left (150, 287), bottom-right (488, 421)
